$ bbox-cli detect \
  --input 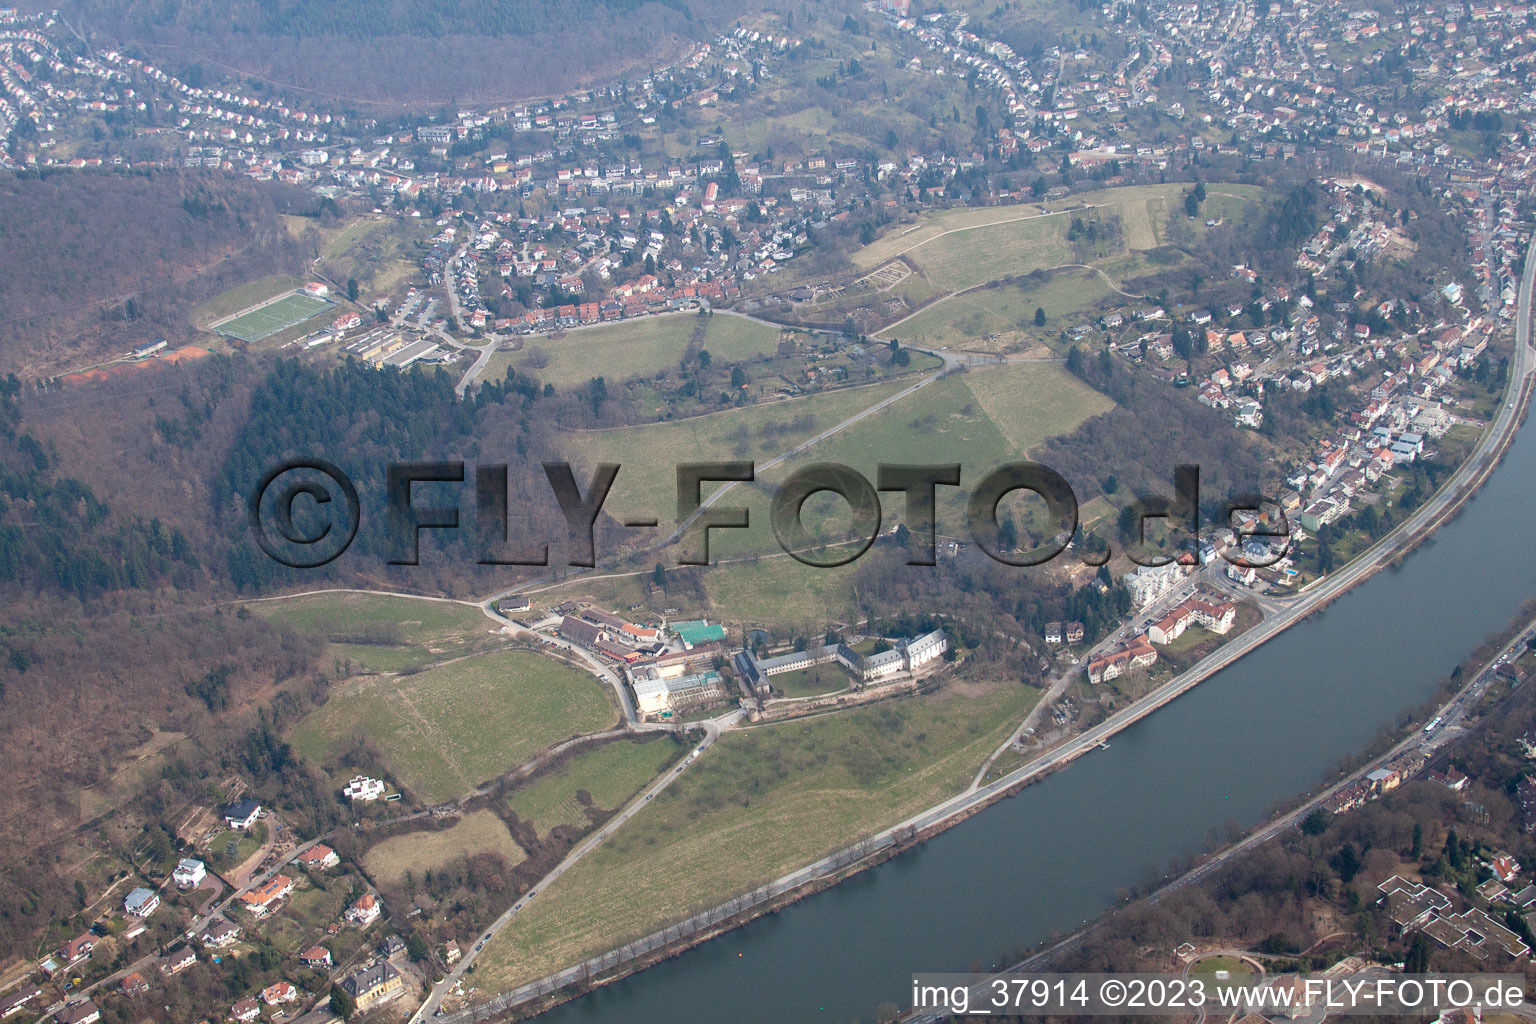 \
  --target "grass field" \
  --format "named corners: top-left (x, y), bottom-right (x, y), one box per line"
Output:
top-left (1191, 955), bottom-right (1255, 976)
top-left (487, 313), bottom-right (783, 389)
top-left (260, 879), bottom-right (348, 954)
top-left (250, 592), bottom-right (503, 672)
top-left (709, 556), bottom-right (868, 626)
top-left (506, 736), bottom-right (685, 839)
top-left (475, 679), bottom-right (1038, 990)
top-left (214, 293), bottom-right (333, 342)
top-left (765, 662), bottom-right (847, 698)
top-left (710, 360), bottom-right (1113, 555)
top-left (194, 274), bottom-right (302, 327)
top-left (287, 650), bottom-right (618, 802)
top-left (886, 268), bottom-right (1118, 349)
top-left (559, 378), bottom-right (914, 524)
top-left (314, 216), bottom-right (426, 300)
top-left (850, 184), bottom-right (1267, 295)
top-left (362, 810), bottom-right (526, 886)
top-left (657, 359), bottom-right (1113, 568)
